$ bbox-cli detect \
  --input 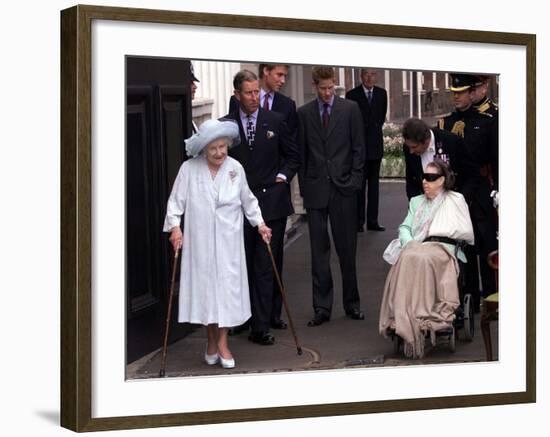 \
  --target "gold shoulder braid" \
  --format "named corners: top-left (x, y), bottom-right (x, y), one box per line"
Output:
top-left (438, 118), bottom-right (445, 129)
top-left (478, 101), bottom-right (491, 113)
top-left (451, 120), bottom-right (465, 138)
